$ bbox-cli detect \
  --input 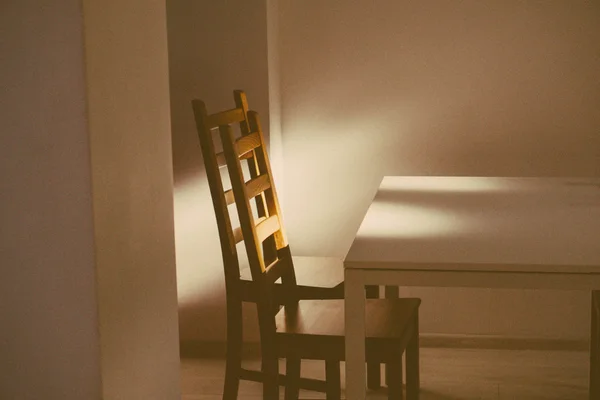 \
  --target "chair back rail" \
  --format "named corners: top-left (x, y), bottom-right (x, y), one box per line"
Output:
top-left (219, 112), bottom-right (298, 305)
top-left (191, 99), bottom-right (240, 284)
top-left (191, 92), bottom-right (297, 305)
